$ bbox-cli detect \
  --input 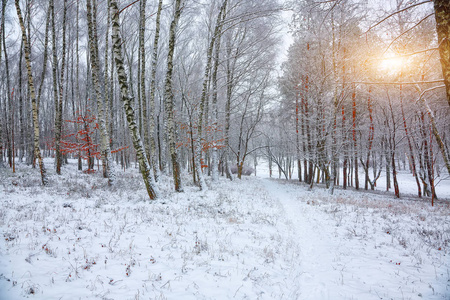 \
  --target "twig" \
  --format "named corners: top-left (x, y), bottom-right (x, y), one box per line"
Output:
top-left (363, 1), bottom-right (433, 34)
top-left (382, 13), bottom-right (434, 56)
top-left (352, 80), bottom-right (444, 85)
